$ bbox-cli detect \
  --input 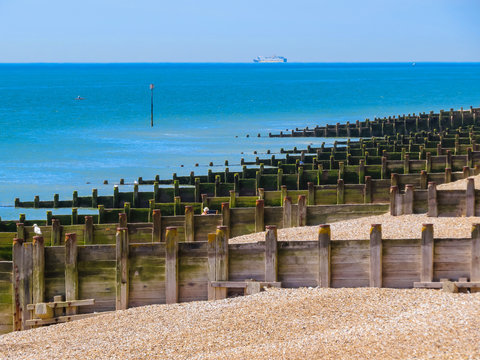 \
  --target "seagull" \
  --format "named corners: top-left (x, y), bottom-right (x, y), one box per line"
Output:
top-left (134, 180), bottom-right (138, 185)
top-left (33, 224), bottom-right (42, 236)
